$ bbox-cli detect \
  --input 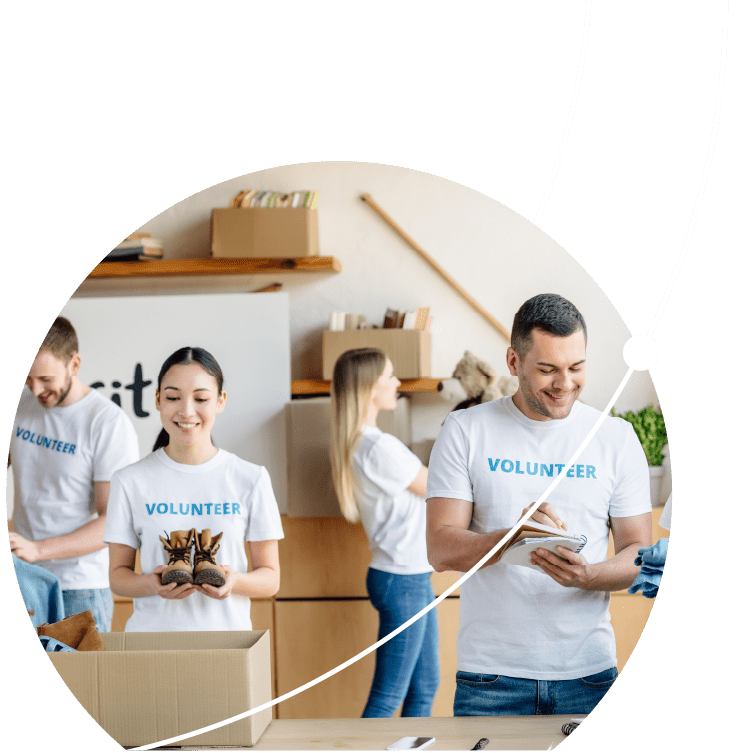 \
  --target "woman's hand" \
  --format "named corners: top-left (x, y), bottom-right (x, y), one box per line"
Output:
top-left (197, 565), bottom-right (236, 600)
top-left (151, 565), bottom-right (197, 600)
